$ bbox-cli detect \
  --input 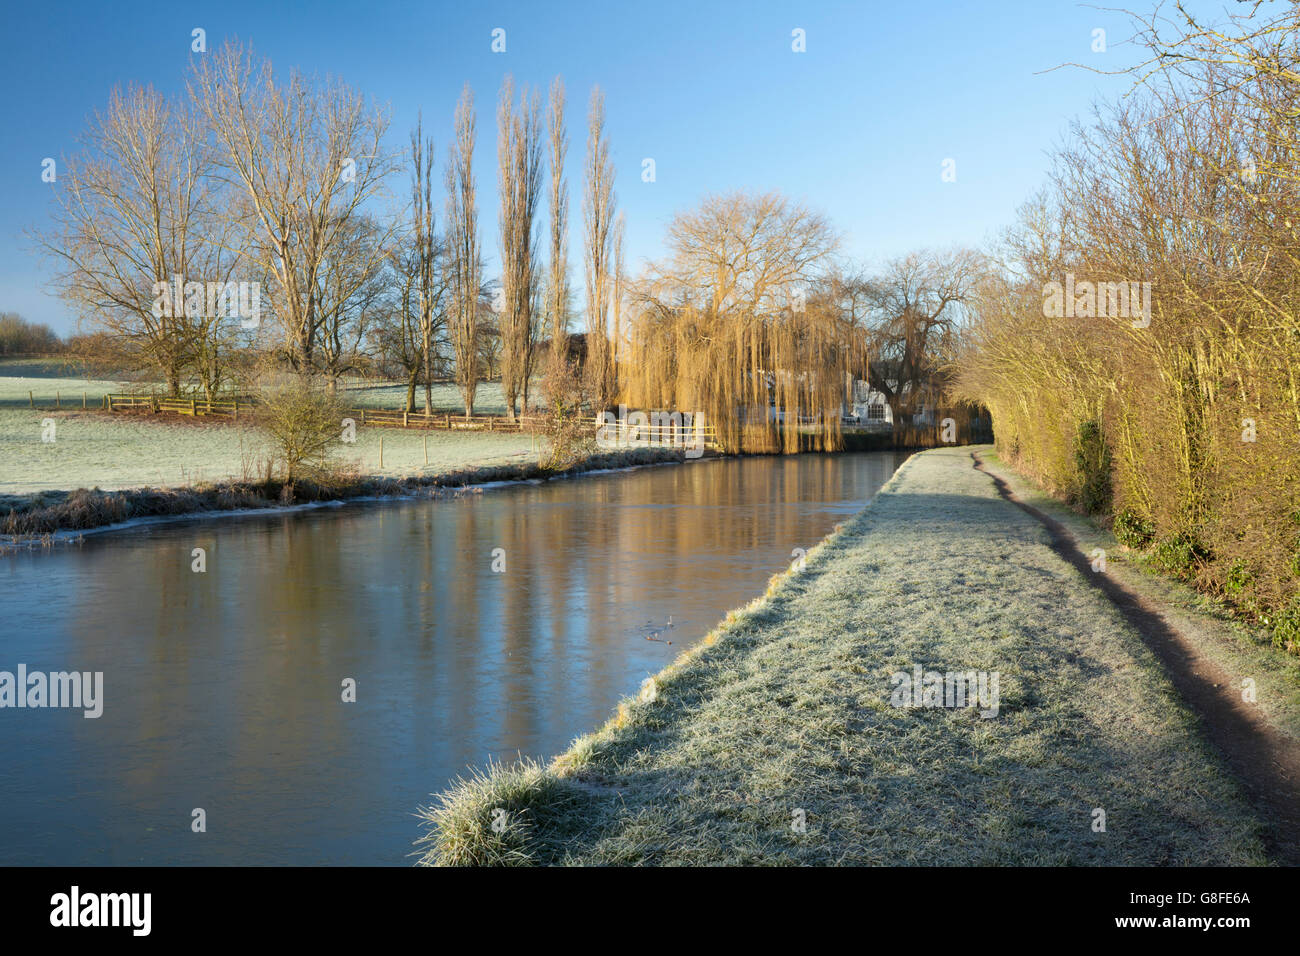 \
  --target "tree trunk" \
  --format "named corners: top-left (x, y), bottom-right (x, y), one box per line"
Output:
top-left (423, 333), bottom-right (433, 414)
